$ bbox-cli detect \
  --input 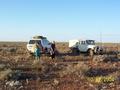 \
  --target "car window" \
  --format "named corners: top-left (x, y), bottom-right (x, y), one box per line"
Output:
top-left (42, 39), bottom-right (50, 45)
top-left (86, 40), bottom-right (95, 45)
top-left (81, 41), bottom-right (86, 44)
top-left (29, 40), bottom-right (35, 44)
top-left (29, 40), bottom-right (41, 44)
